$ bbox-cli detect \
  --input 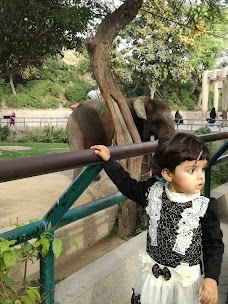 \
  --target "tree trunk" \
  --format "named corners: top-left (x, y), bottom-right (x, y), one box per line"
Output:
top-left (9, 75), bottom-right (17, 96)
top-left (150, 83), bottom-right (156, 99)
top-left (86, 0), bottom-right (144, 236)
